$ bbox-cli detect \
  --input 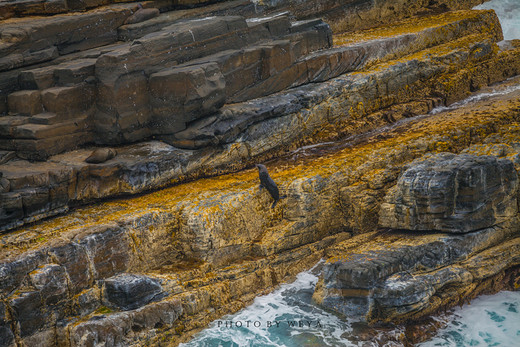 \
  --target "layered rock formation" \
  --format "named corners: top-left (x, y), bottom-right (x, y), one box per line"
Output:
top-left (379, 153), bottom-right (519, 233)
top-left (1, 6), bottom-right (514, 232)
top-left (1, 0), bottom-right (520, 346)
top-left (1, 73), bottom-right (520, 347)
